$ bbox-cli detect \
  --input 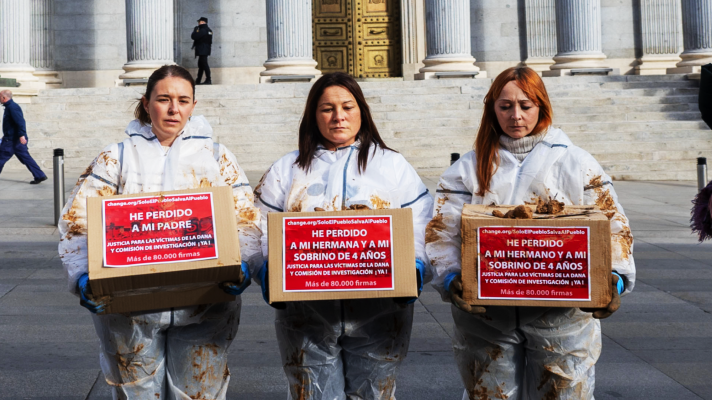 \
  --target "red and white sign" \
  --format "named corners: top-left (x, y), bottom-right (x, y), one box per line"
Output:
top-left (477, 226), bottom-right (590, 301)
top-left (282, 216), bottom-right (395, 292)
top-left (102, 193), bottom-right (218, 267)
